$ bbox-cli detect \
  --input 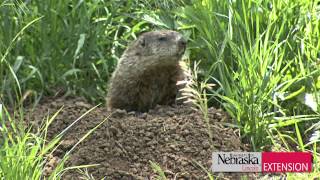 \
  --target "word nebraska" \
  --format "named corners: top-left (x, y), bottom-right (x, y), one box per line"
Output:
top-left (218, 153), bottom-right (259, 164)
top-left (263, 162), bottom-right (309, 172)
